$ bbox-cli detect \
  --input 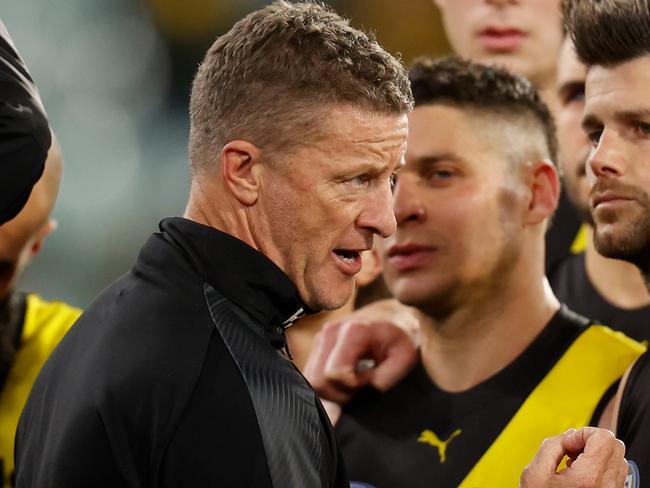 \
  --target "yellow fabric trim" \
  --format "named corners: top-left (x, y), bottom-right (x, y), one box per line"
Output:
top-left (459, 325), bottom-right (645, 488)
top-left (0, 294), bottom-right (81, 488)
top-left (570, 223), bottom-right (589, 255)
